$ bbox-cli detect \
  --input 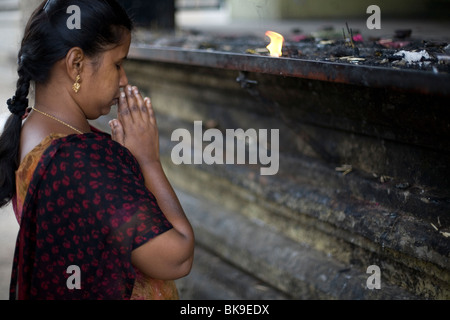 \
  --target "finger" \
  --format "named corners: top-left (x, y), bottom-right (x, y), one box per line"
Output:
top-left (145, 97), bottom-right (156, 125)
top-left (117, 90), bottom-right (131, 124)
top-left (132, 86), bottom-right (147, 120)
top-left (109, 119), bottom-right (125, 146)
top-left (125, 85), bottom-right (139, 121)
